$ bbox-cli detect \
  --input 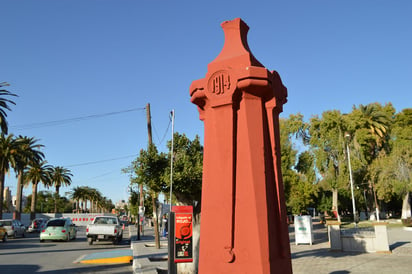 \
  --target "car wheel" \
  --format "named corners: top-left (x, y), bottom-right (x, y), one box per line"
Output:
top-left (40, 239), bottom-right (44, 243)
top-left (3, 234), bottom-right (7, 242)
